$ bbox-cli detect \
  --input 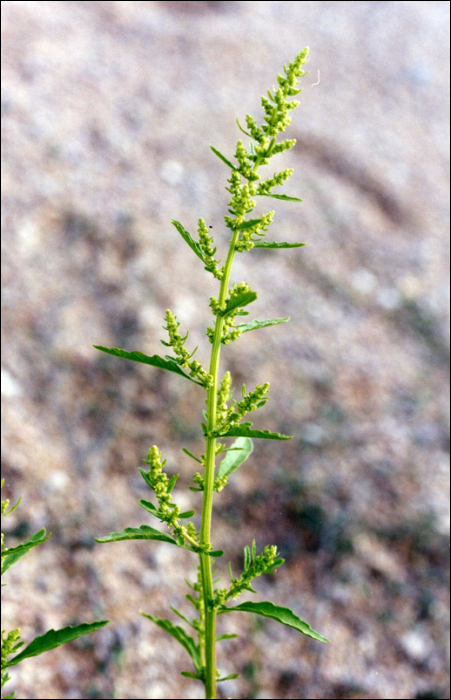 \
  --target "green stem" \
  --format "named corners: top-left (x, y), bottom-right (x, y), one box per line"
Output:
top-left (200, 228), bottom-right (240, 699)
